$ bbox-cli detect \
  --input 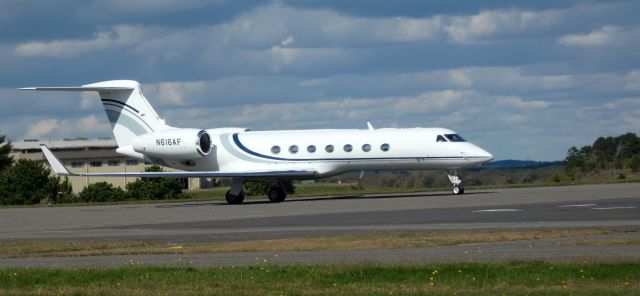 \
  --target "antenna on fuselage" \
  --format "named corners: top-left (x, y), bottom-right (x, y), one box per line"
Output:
top-left (366, 122), bottom-right (374, 130)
